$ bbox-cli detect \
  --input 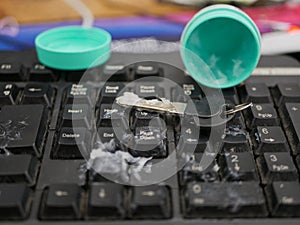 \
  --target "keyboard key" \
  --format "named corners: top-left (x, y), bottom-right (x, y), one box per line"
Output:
top-left (252, 126), bottom-right (289, 154)
top-left (296, 155), bottom-right (300, 172)
top-left (99, 82), bottom-right (125, 103)
top-left (135, 83), bottom-right (163, 98)
top-left (187, 98), bottom-right (225, 120)
top-left (177, 136), bottom-right (209, 155)
top-left (241, 83), bottom-right (272, 103)
top-left (221, 125), bottom-right (250, 153)
top-left (0, 63), bottom-right (23, 81)
top-left (0, 83), bottom-right (19, 105)
top-left (98, 104), bottom-right (129, 128)
top-left (0, 105), bottom-right (47, 157)
top-left (257, 153), bottom-right (298, 184)
top-left (103, 64), bottom-right (129, 81)
top-left (177, 124), bottom-right (200, 141)
top-left (28, 63), bottom-right (58, 81)
top-left (226, 111), bottom-right (245, 127)
top-left (0, 183), bottom-right (31, 220)
top-left (265, 182), bottom-right (300, 217)
top-left (273, 83), bottom-right (300, 106)
top-left (5, 50), bottom-right (300, 222)
top-left (220, 152), bottom-right (258, 181)
top-left (129, 185), bottom-right (171, 219)
top-left (172, 78), bottom-right (202, 101)
top-left (222, 87), bottom-right (239, 104)
top-left (66, 70), bottom-right (88, 82)
top-left (179, 153), bottom-right (219, 184)
top-left (134, 63), bottom-right (159, 77)
top-left (129, 127), bottom-right (167, 158)
top-left (61, 104), bottom-right (92, 128)
top-left (97, 127), bottom-right (120, 145)
top-left (65, 84), bottom-right (96, 106)
top-left (87, 183), bottom-right (125, 219)
top-left (104, 64), bottom-right (126, 75)
top-left (0, 155), bottom-right (39, 186)
top-left (38, 161), bottom-right (86, 187)
top-left (131, 110), bottom-right (163, 129)
top-left (183, 182), bottom-right (267, 218)
top-left (280, 103), bottom-right (300, 155)
top-left (21, 83), bottom-right (53, 108)
top-left (177, 125), bottom-right (208, 154)
top-left (245, 103), bottom-right (279, 128)
top-left (40, 184), bottom-right (82, 220)
top-left (54, 127), bottom-right (91, 159)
